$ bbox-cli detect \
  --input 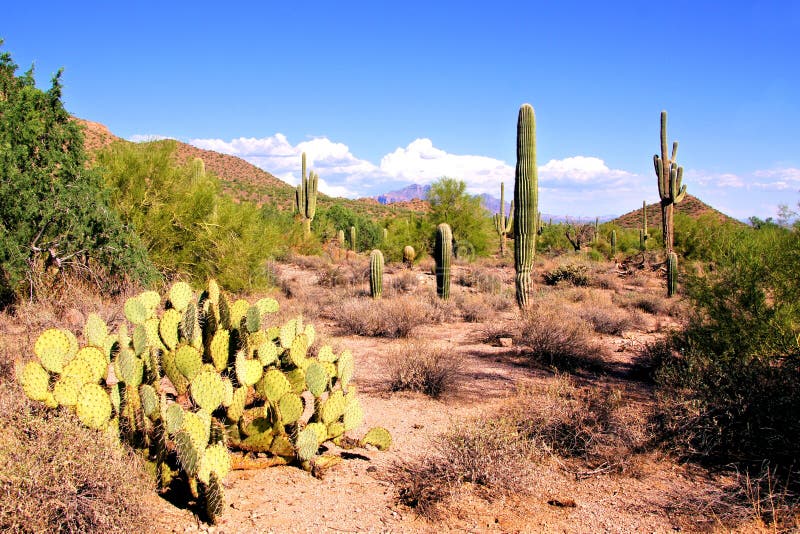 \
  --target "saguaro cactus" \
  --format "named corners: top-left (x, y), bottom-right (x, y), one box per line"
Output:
top-left (337, 229), bottom-right (345, 246)
top-left (594, 217), bottom-right (600, 244)
top-left (369, 249), bottom-right (384, 299)
top-left (640, 200), bottom-right (649, 251)
top-left (191, 157), bottom-right (205, 182)
top-left (434, 223), bottom-right (452, 300)
top-left (349, 226), bottom-right (357, 252)
top-left (610, 230), bottom-right (617, 255)
top-left (492, 182), bottom-right (514, 257)
top-left (294, 152), bottom-right (319, 235)
top-left (667, 251), bottom-right (678, 297)
top-left (514, 104), bottom-right (538, 308)
top-left (653, 111), bottom-right (687, 253)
